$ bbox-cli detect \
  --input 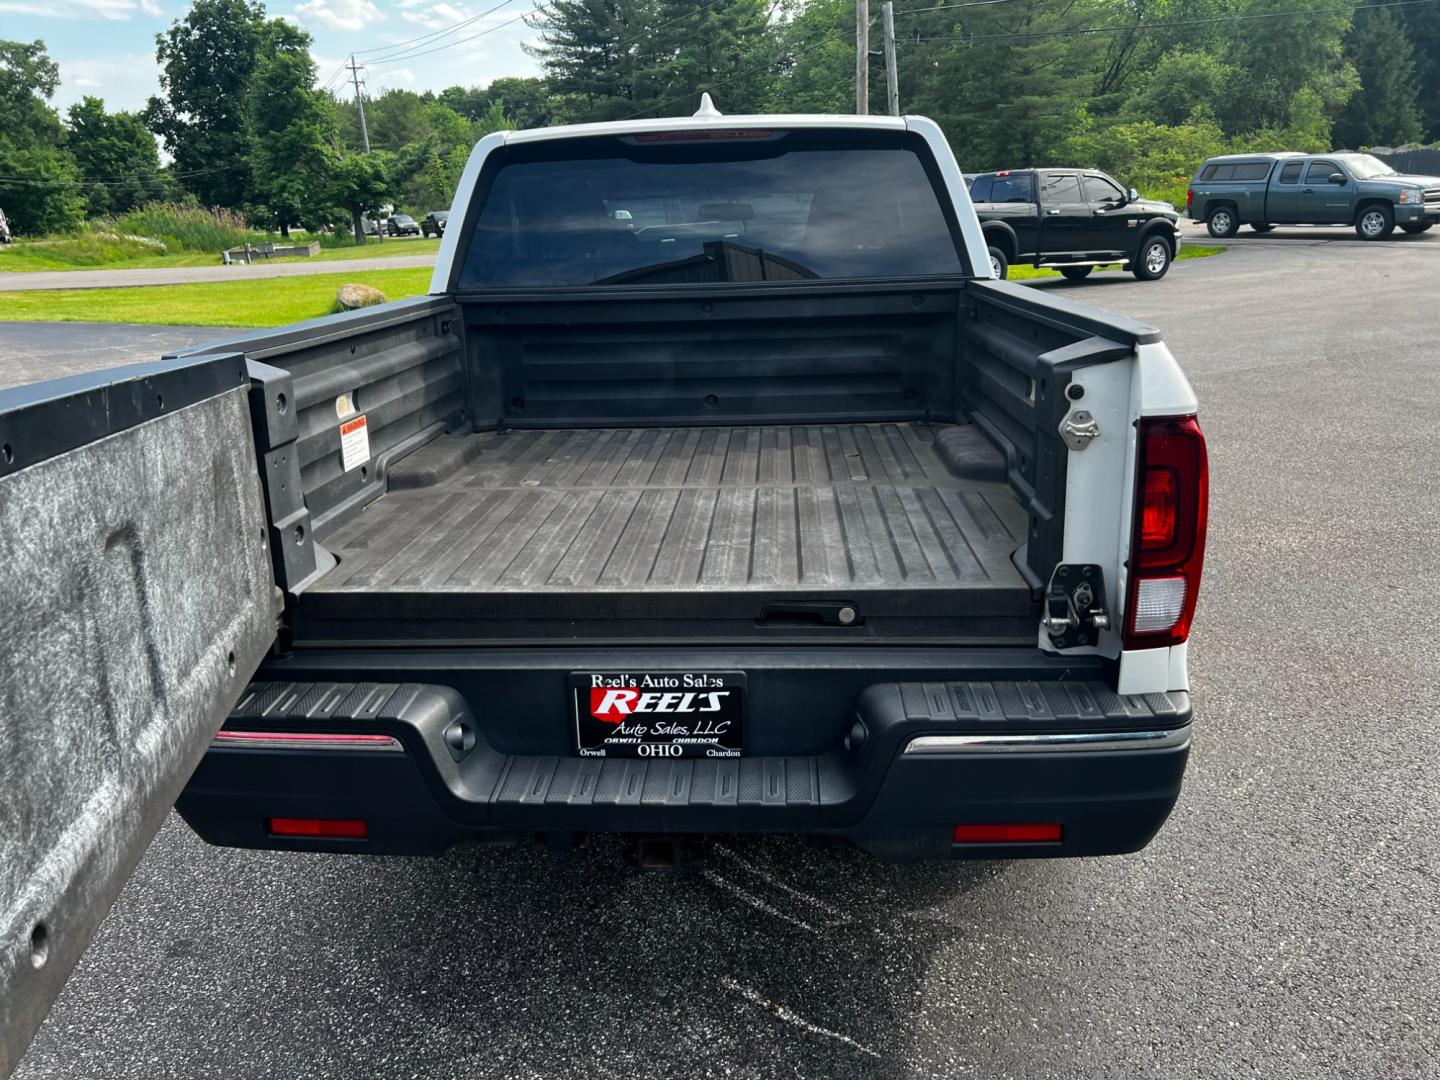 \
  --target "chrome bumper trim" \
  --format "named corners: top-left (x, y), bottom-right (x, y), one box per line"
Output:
top-left (902, 724), bottom-right (1191, 755)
